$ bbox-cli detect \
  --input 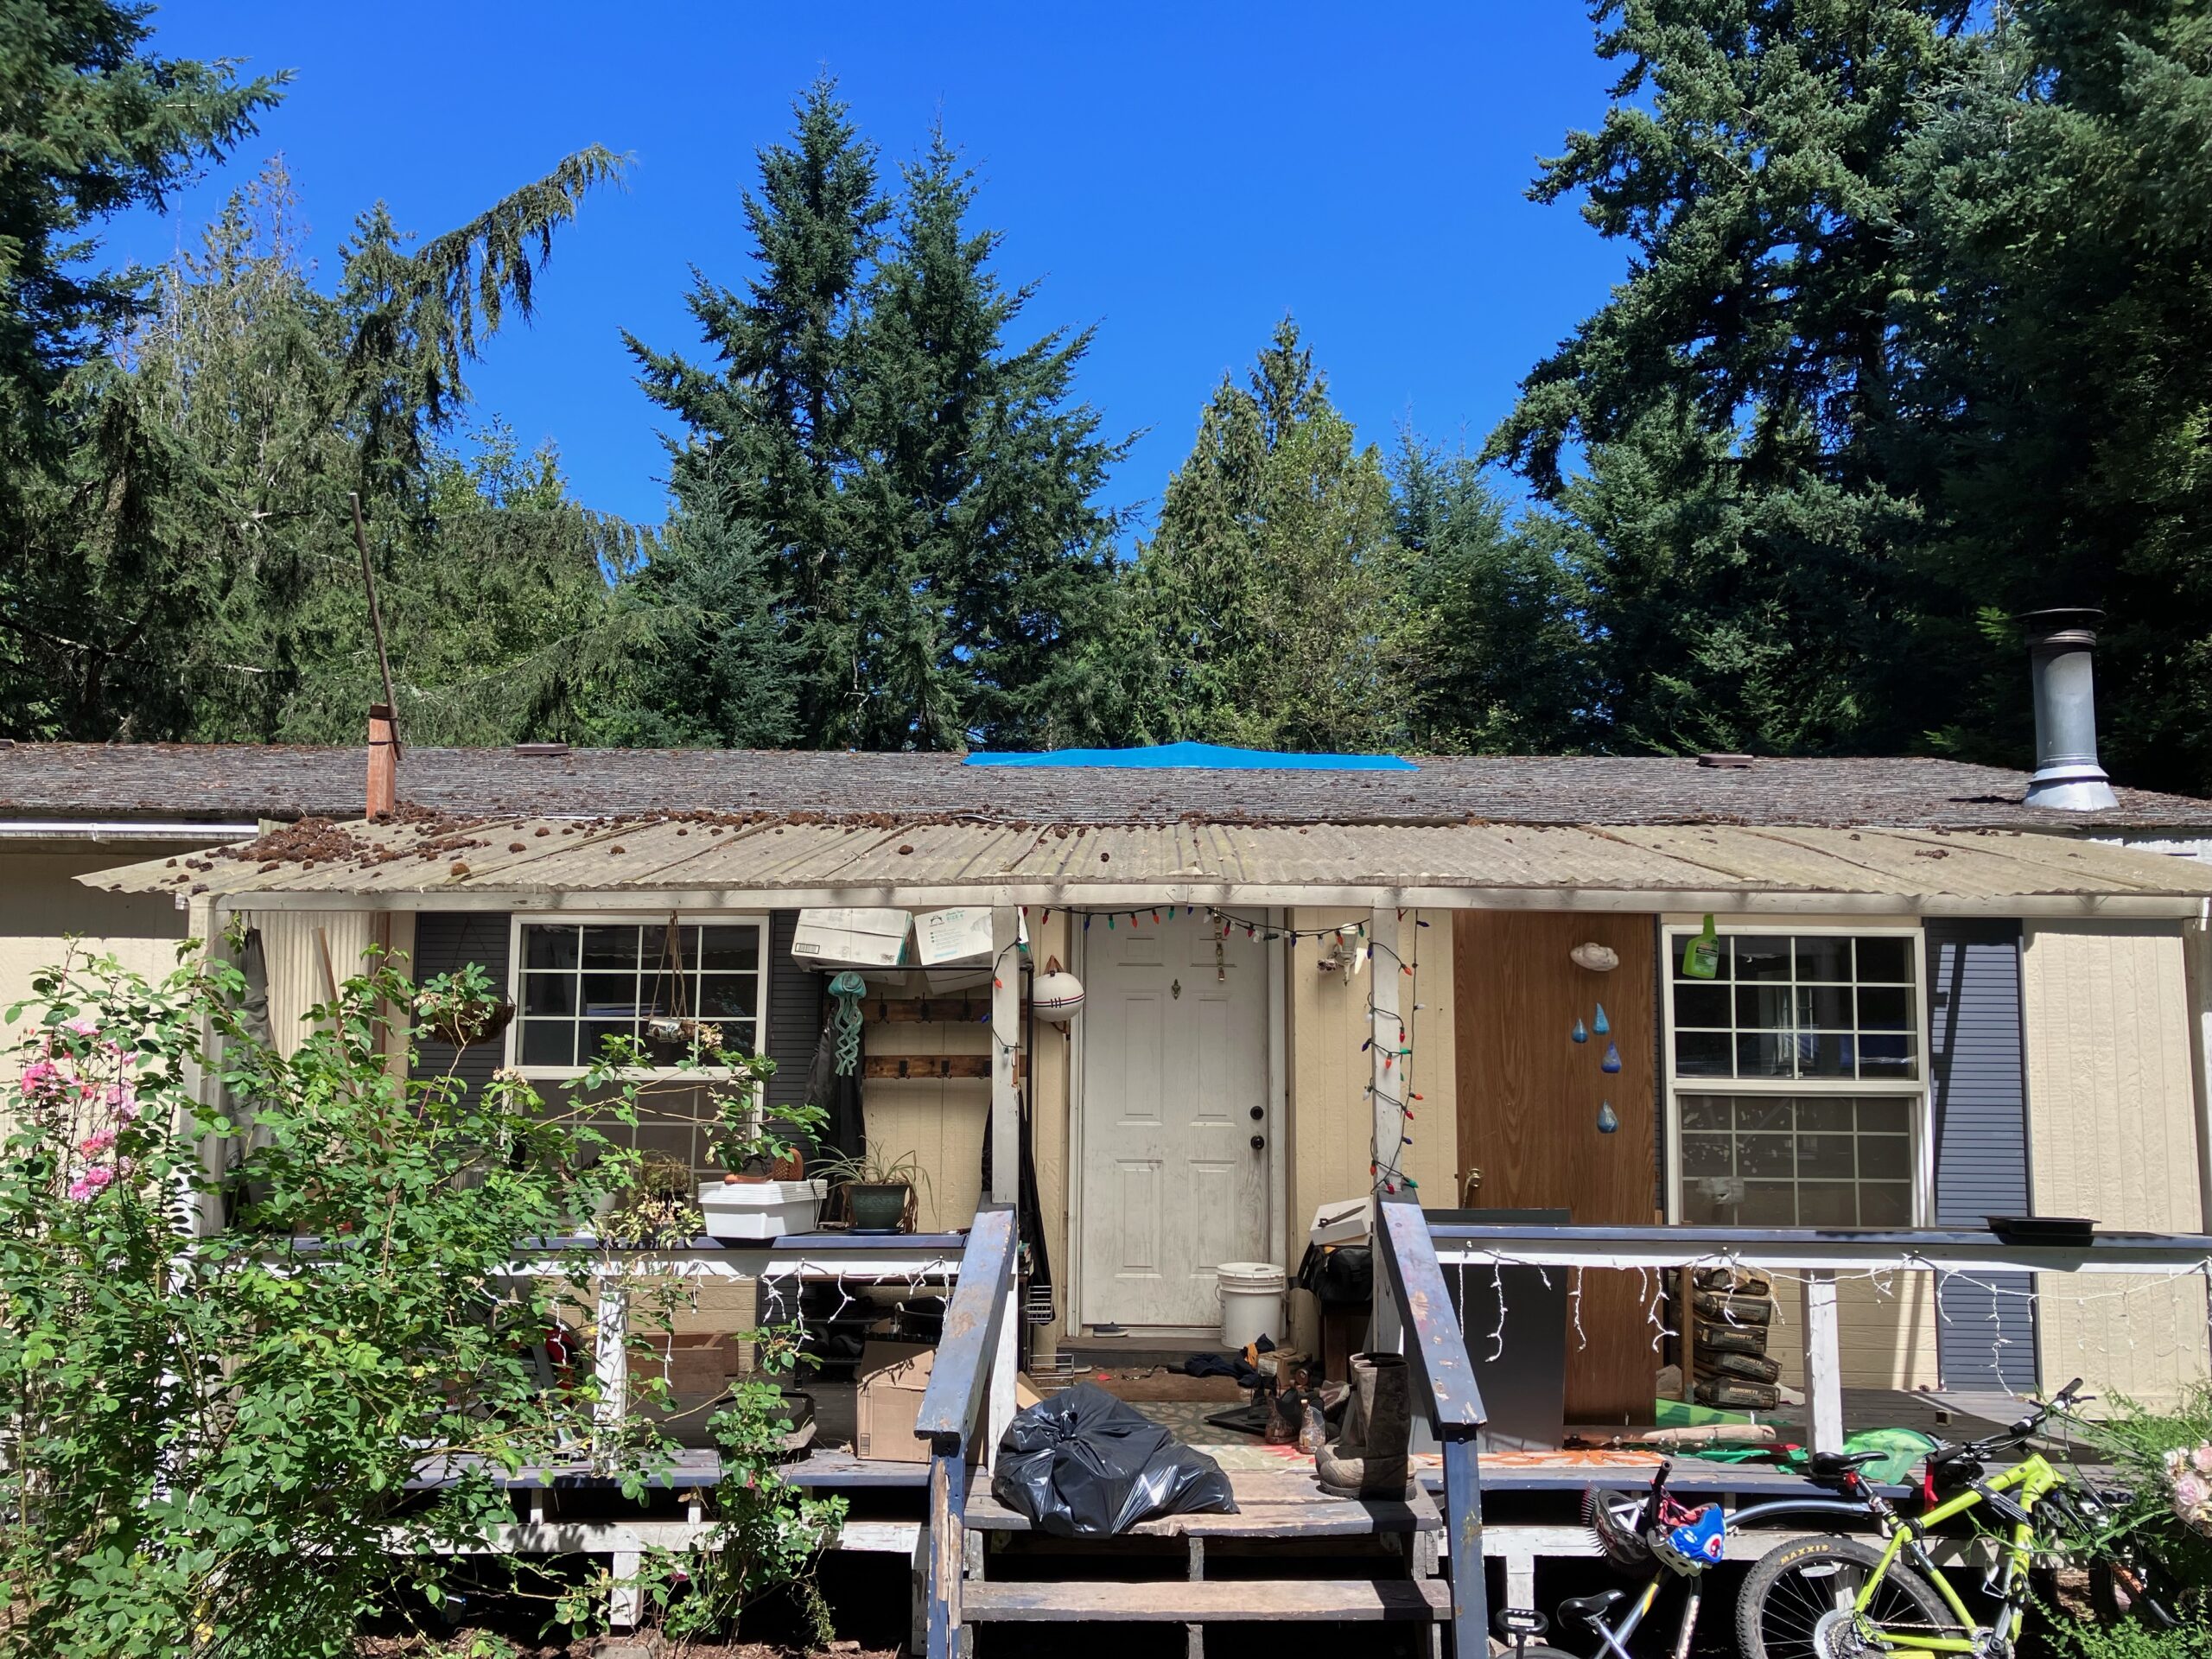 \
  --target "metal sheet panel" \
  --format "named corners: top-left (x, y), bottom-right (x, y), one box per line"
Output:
top-left (86, 815), bottom-right (2212, 913)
